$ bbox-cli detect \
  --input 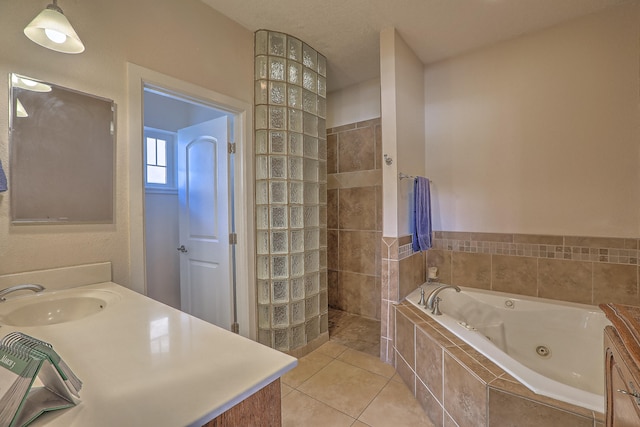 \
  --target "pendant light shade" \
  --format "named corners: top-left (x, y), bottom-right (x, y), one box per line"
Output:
top-left (24, 1), bottom-right (84, 54)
